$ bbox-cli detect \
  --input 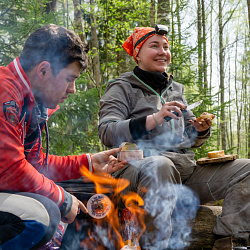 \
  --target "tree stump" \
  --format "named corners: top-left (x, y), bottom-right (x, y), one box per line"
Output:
top-left (187, 205), bottom-right (222, 249)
